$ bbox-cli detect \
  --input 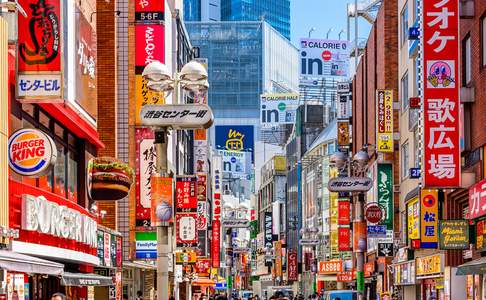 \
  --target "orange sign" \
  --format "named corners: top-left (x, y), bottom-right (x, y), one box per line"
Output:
top-left (318, 260), bottom-right (343, 274)
top-left (194, 129), bottom-right (206, 140)
top-left (195, 258), bottom-right (211, 276)
top-left (337, 271), bottom-right (356, 282)
top-left (364, 262), bottom-right (375, 277)
top-left (150, 176), bottom-right (173, 225)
